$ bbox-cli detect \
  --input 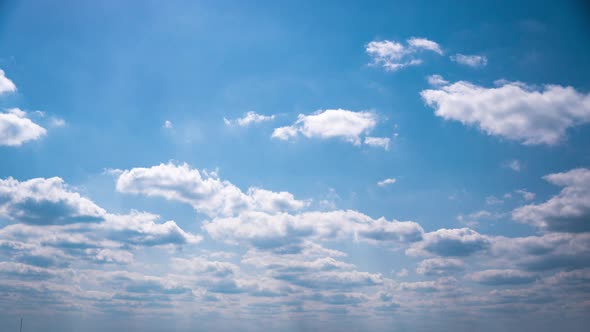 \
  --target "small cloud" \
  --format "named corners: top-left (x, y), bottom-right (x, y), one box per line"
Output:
top-left (364, 136), bottom-right (390, 150)
top-left (272, 109), bottom-right (377, 146)
top-left (0, 108), bottom-right (47, 146)
top-left (407, 37), bottom-right (443, 55)
top-left (377, 178), bottom-right (397, 187)
top-left (0, 69), bottom-right (17, 95)
top-left (49, 117), bottom-right (66, 128)
top-left (503, 159), bottom-right (522, 172)
top-left (163, 120), bottom-right (173, 129)
top-left (395, 268), bottom-right (409, 277)
top-left (485, 196), bottom-right (504, 205)
top-left (427, 74), bottom-right (449, 86)
top-left (450, 54), bottom-right (488, 67)
top-left (366, 37), bottom-right (443, 72)
top-left (515, 189), bottom-right (535, 201)
top-left (225, 111), bottom-right (275, 127)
